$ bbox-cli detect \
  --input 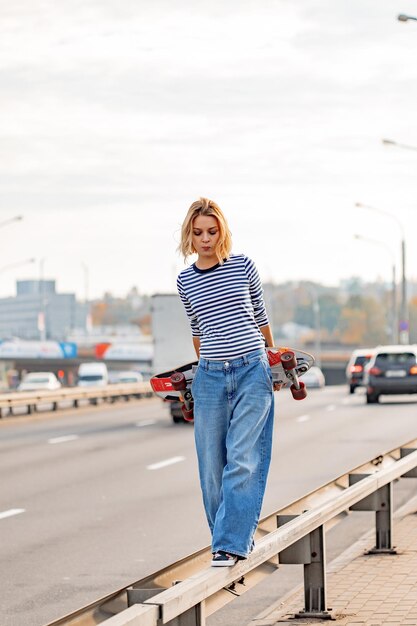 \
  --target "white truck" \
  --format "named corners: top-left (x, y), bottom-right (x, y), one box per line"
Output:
top-left (77, 362), bottom-right (110, 405)
top-left (151, 293), bottom-right (196, 423)
top-left (77, 362), bottom-right (109, 387)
